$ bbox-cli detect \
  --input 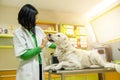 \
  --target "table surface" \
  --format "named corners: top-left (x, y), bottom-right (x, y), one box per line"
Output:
top-left (47, 68), bottom-right (116, 74)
